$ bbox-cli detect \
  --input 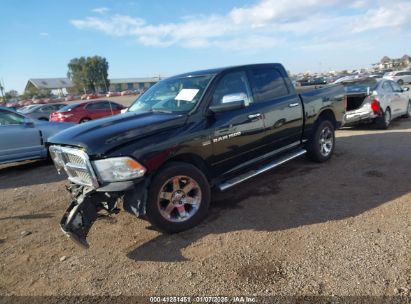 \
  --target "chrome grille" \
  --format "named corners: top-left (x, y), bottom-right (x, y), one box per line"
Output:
top-left (49, 146), bottom-right (99, 188)
top-left (66, 154), bottom-right (85, 166)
